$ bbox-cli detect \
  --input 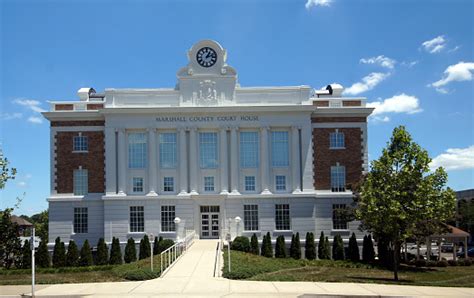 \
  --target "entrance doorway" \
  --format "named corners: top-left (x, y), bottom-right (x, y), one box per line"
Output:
top-left (200, 206), bottom-right (220, 239)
